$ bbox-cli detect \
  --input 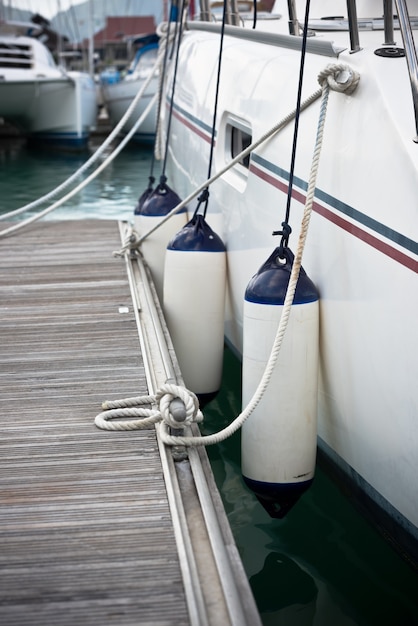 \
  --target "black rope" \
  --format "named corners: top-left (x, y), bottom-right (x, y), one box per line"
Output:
top-left (160, 0), bottom-right (187, 183)
top-left (273, 0), bottom-right (311, 254)
top-left (168, 1), bottom-right (181, 60)
top-left (194, 0), bottom-right (228, 219)
top-left (140, 1), bottom-right (177, 193)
